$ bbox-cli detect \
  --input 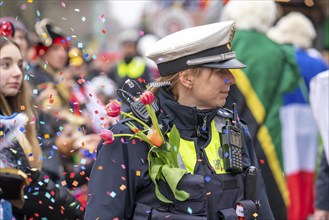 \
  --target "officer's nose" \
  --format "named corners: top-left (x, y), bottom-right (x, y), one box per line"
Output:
top-left (225, 69), bottom-right (236, 85)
